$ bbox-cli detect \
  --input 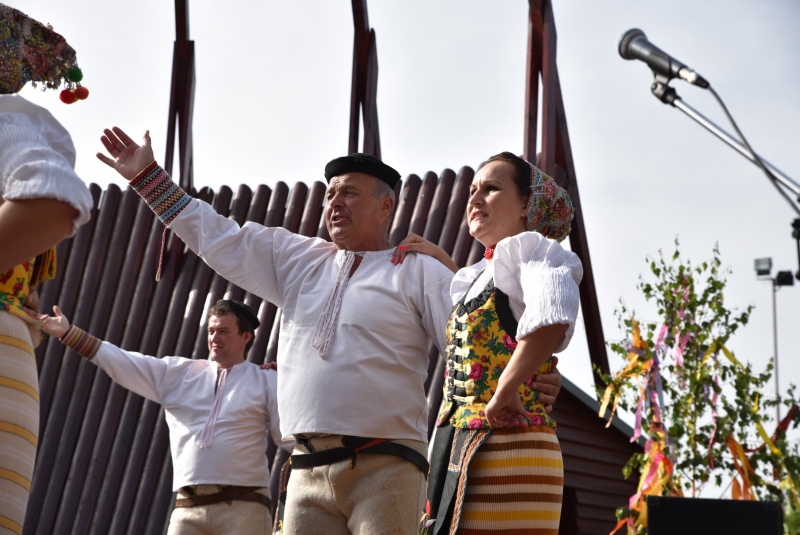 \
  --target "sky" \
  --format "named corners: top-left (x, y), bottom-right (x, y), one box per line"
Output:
top-left (18, 0), bottom-right (800, 450)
